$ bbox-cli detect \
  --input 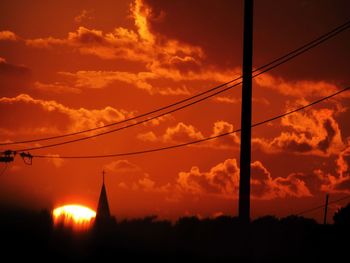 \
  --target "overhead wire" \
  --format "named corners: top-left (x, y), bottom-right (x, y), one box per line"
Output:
top-left (0, 163), bottom-right (9, 177)
top-left (1, 19), bottom-right (350, 147)
top-left (296, 195), bottom-right (350, 216)
top-left (7, 20), bottom-right (350, 153)
top-left (29, 86), bottom-right (350, 159)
